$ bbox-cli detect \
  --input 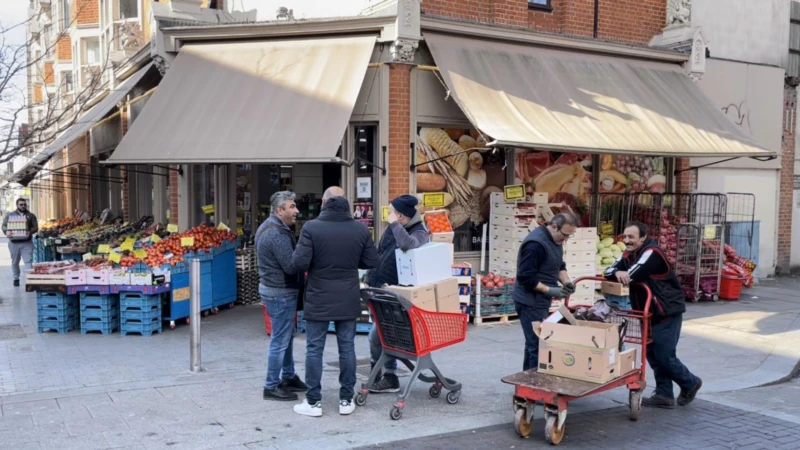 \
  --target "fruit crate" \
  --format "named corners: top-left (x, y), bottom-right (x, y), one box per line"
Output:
top-left (120, 293), bottom-right (161, 311)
